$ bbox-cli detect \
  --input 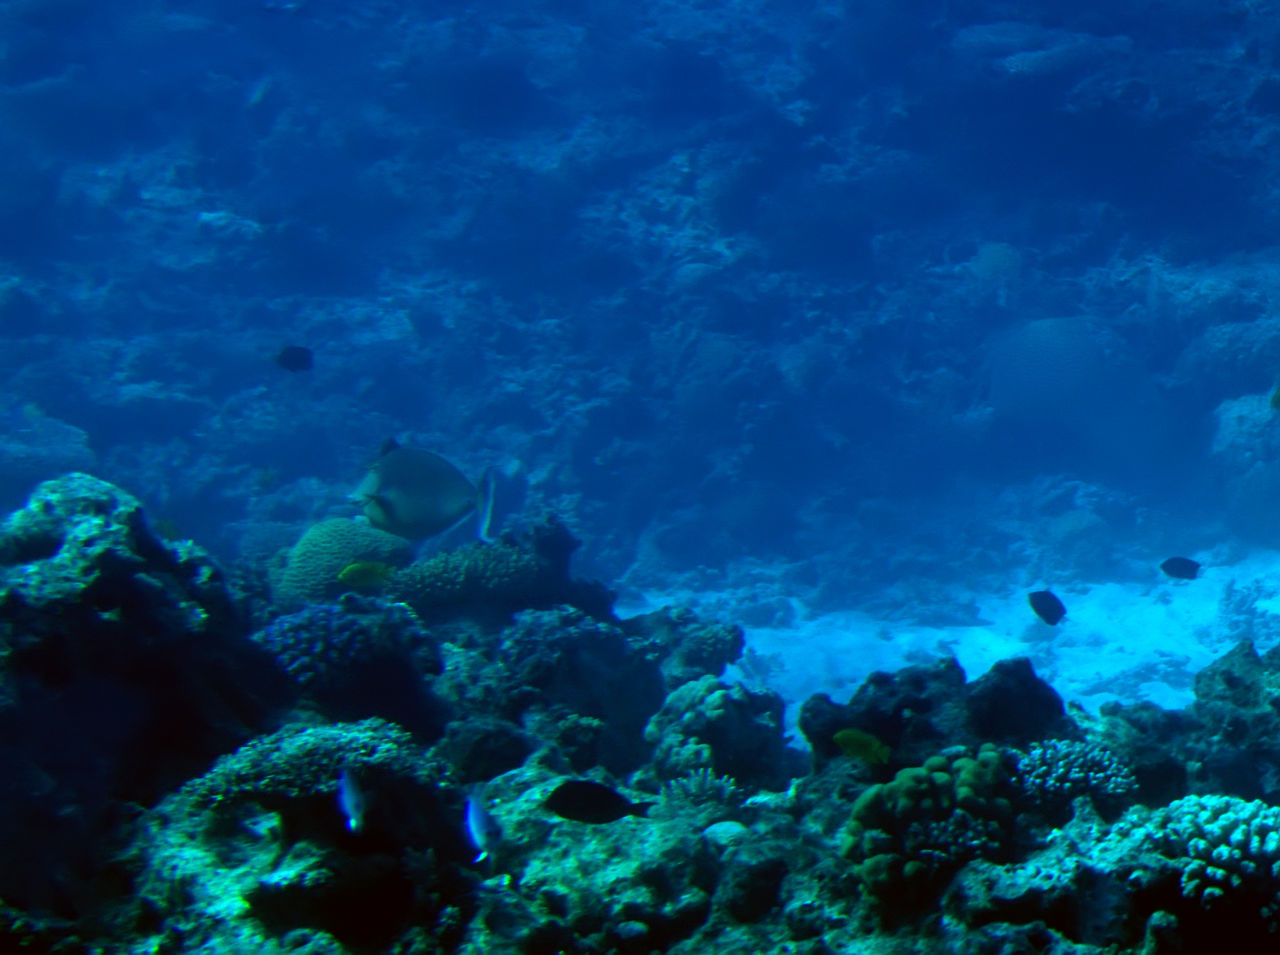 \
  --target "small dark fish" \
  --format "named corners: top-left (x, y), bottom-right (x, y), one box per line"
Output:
top-left (275, 345), bottom-right (314, 372)
top-left (545, 780), bottom-right (654, 824)
top-left (1160, 557), bottom-right (1201, 580)
top-left (1028, 590), bottom-right (1066, 626)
